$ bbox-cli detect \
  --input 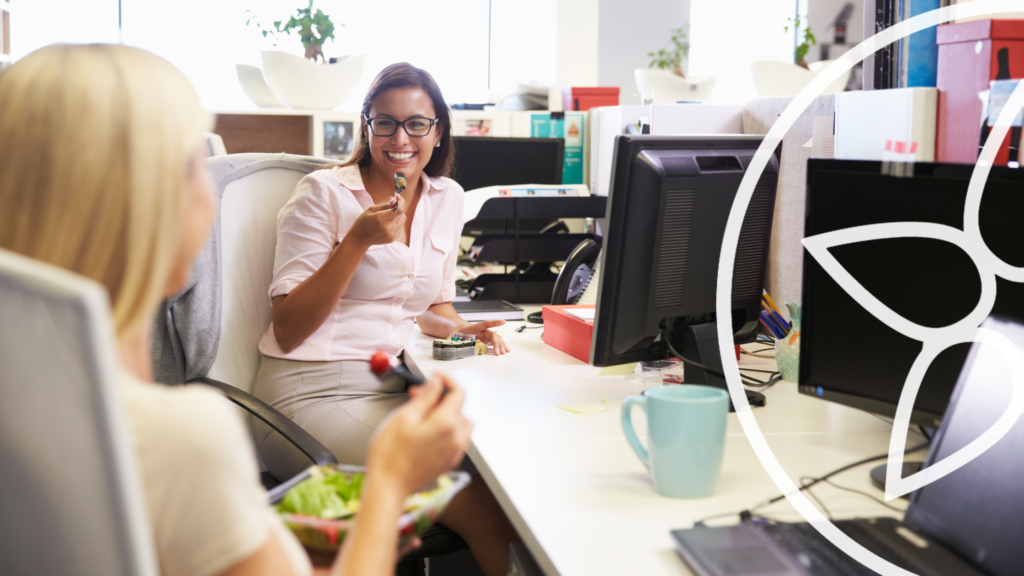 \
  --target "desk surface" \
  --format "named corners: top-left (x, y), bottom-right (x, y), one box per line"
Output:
top-left (408, 322), bottom-right (921, 576)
